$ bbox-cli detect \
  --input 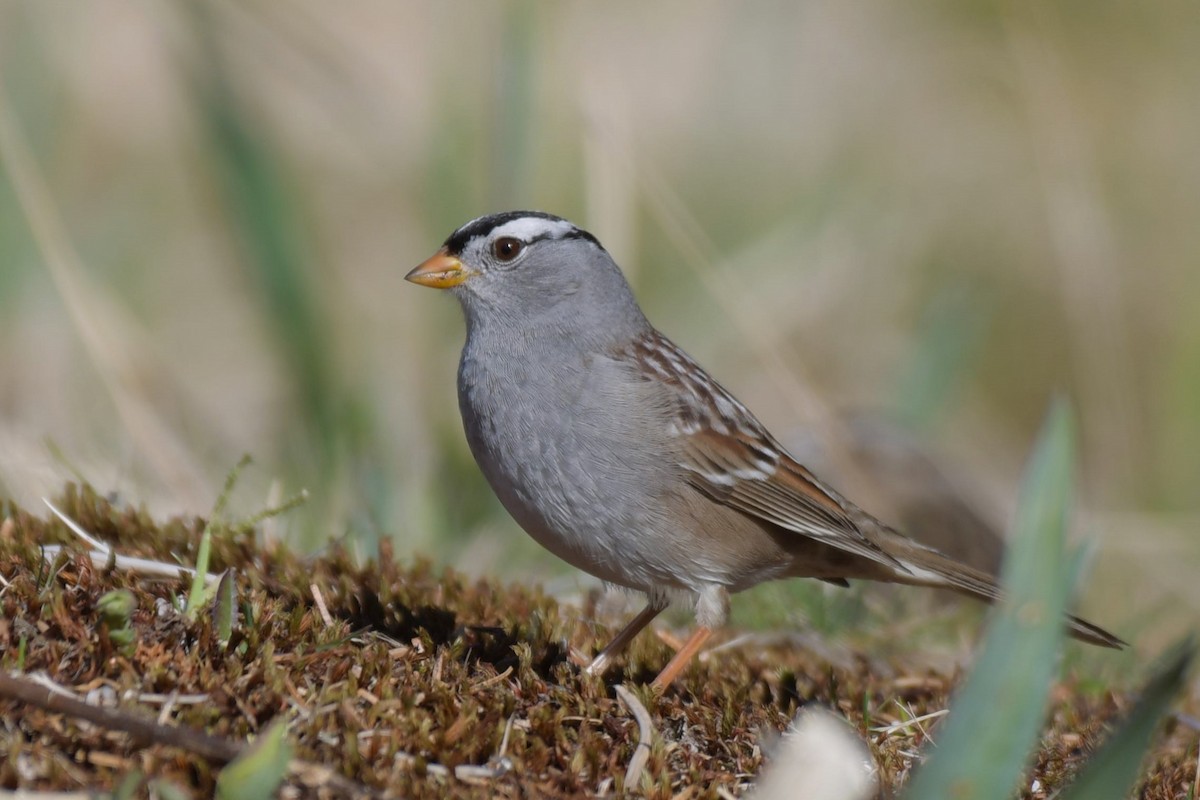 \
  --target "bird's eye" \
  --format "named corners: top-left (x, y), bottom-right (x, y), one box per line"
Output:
top-left (492, 237), bottom-right (524, 263)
